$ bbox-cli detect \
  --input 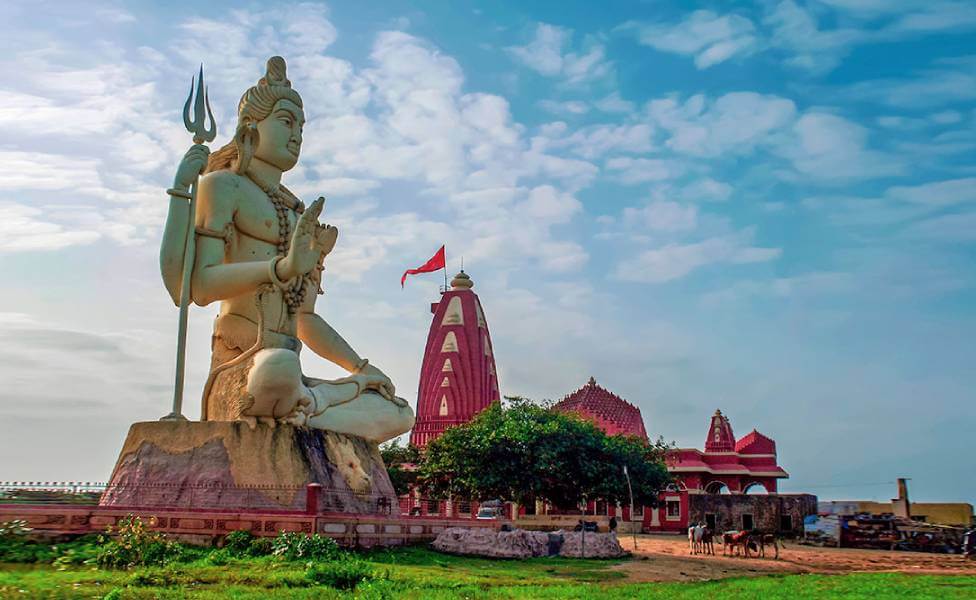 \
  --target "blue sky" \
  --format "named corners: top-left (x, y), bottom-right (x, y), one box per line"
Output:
top-left (0, 0), bottom-right (973, 505)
